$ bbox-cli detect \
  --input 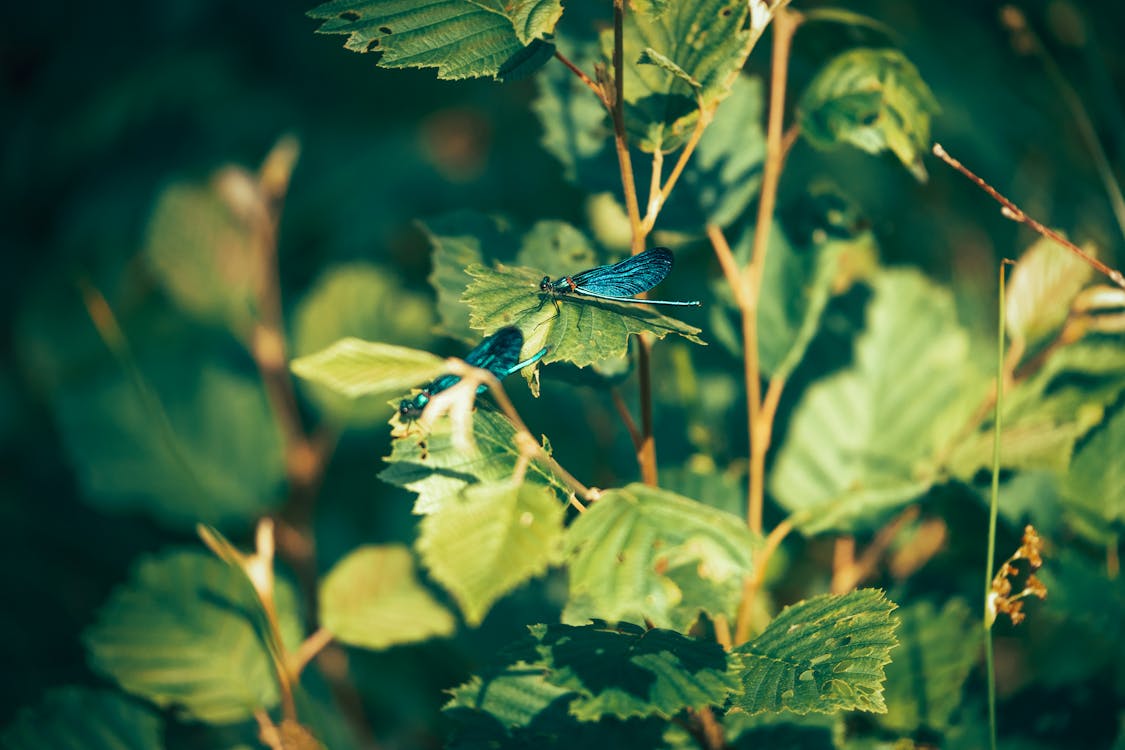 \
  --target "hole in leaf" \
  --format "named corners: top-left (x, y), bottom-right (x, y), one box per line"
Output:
top-left (339, 11), bottom-right (360, 21)
top-left (366, 39), bottom-right (380, 51)
top-left (860, 112), bottom-right (879, 126)
top-left (379, 25), bottom-right (393, 34)
top-left (721, 7), bottom-right (732, 16)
